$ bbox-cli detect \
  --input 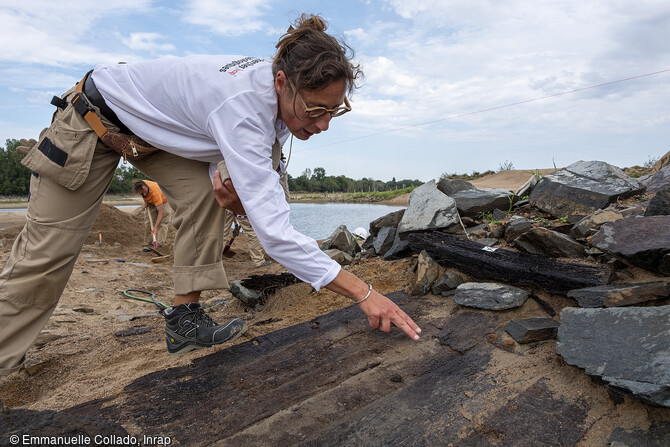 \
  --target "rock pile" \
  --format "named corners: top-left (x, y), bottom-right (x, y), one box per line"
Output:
top-left (230, 158), bottom-right (670, 411)
top-left (359, 159), bottom-right (670, 409)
